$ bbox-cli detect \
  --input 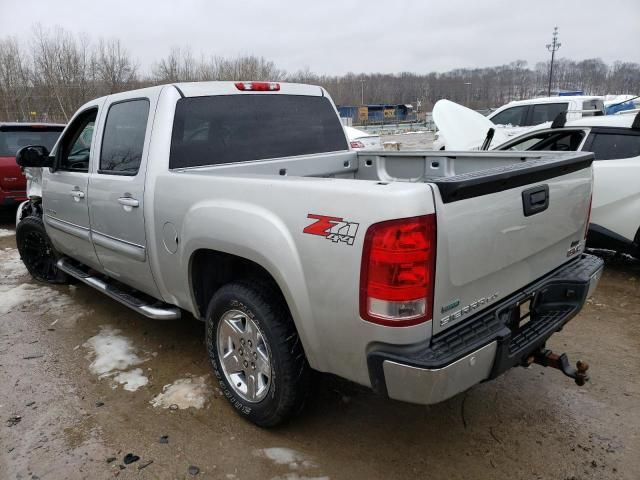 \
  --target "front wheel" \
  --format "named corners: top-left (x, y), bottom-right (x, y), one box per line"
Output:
top-left (205, 282), bottom-right (309, 427)
top-left (16, 215), bottom-right (68, 284)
